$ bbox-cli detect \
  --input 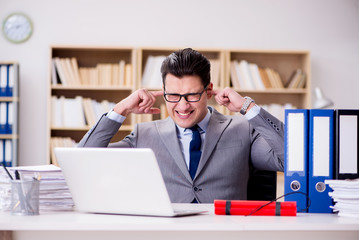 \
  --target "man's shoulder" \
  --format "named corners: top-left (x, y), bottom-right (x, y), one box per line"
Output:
top-left (210, 107), bottom-right (245, 122)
